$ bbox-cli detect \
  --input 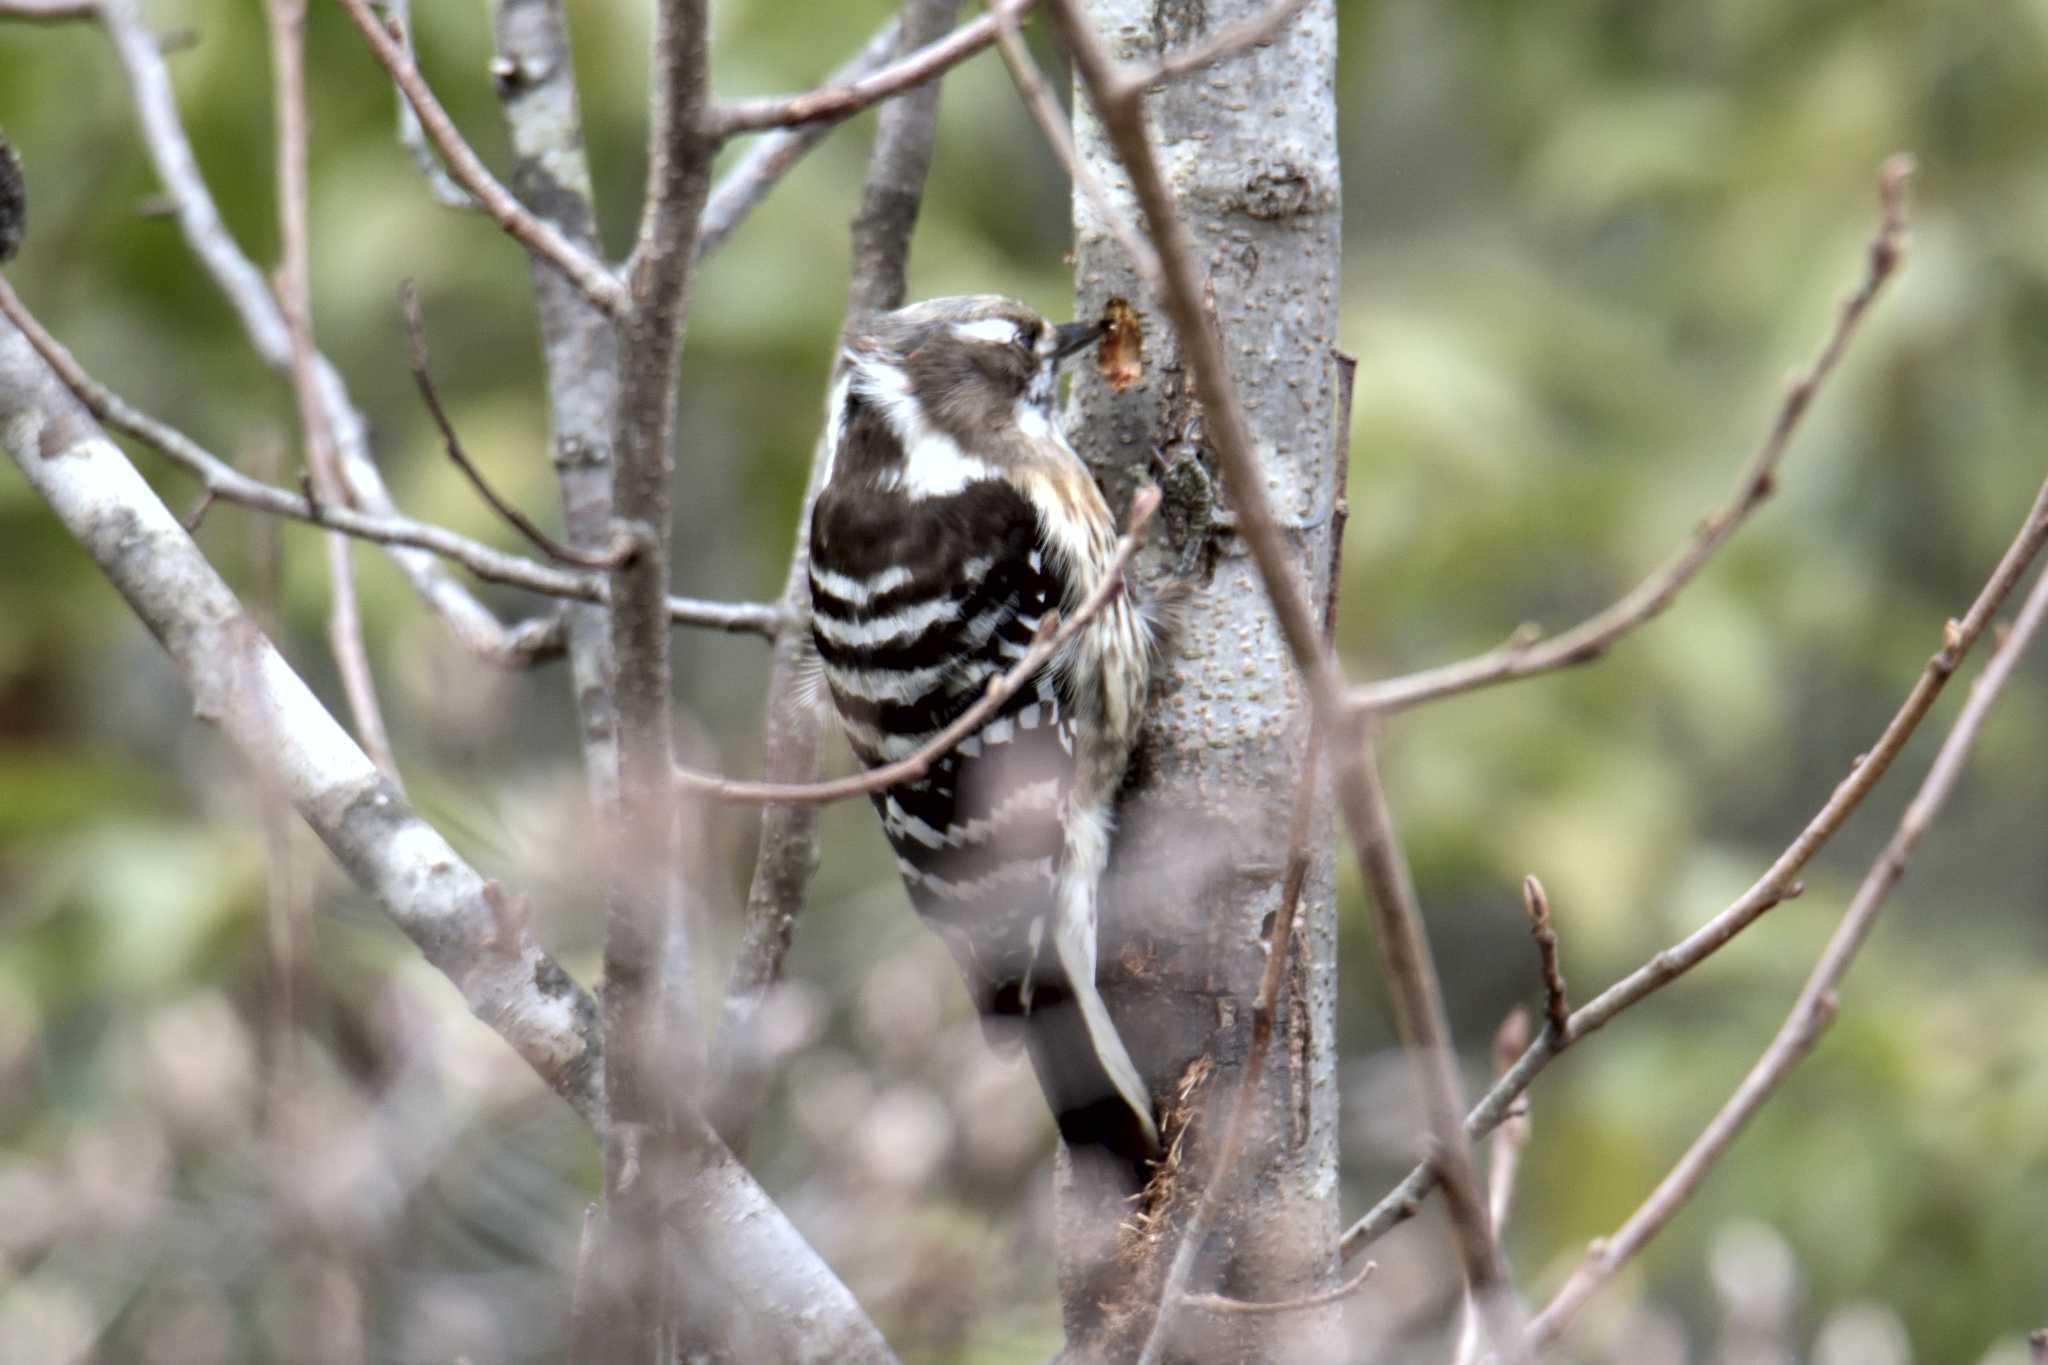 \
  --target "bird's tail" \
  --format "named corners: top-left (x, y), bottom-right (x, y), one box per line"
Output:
top-left (986, 969), bottom-right (1160, 1191)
